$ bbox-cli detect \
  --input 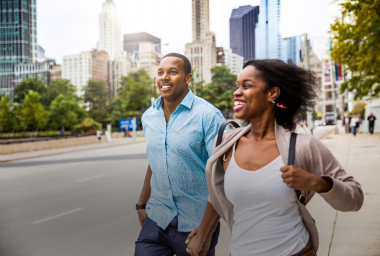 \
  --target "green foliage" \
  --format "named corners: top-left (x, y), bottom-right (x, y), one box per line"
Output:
top-left (192, 66), bottom-right (237, 114)
top-left (73, 117), bottom-right (102, 133)
top-left (118, 69), bottom-right (153, 112)
top-left (19, 91), bottom-right (48, 131)
top-left (49, 94), bottom-right (87, 132)
top-left (82, 80), bottom-right (109, 122)
top-left (109, 96), bottom-right (128, 123)
top-left (0, 97), bottom-right (17, 132)
top-left (14, 78), bottom-right (47, 104)
top-left (42, 79), bottom-right (77, 108)
top-left (330, 0), bottom-right (380, 100)
top-left (349, 102), bottom-right (367, 118)
top-left (83, 80), bottom-right (109, 108)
